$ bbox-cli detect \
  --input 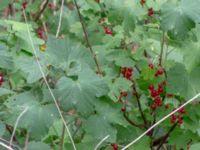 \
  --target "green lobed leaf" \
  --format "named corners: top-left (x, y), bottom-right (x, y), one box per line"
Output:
top-left (108, 77), bottom-right (132, 102)
top-left (84, 115), bottom-right (117, 142)
top-left (160, 0), bottom-right (200, 38)
top-left (190, 143), bottom-right (200, 150)
top-left (27, 141), bottom-right (51, 150)
top-left (46, 35), bottom-right (94, 73)
top-left (0, 45), bottom-right (14, 69)
top-left (190, 67), bottom-right (200, 94)
top-left (16, 56), bottom-right (48, 83)
top-left (181, 26), bottom-right (200, 71)
top-left (5, 92), bottom-right (59, 139)
top-left (56, 68), bottom-right (108, 115)
top-left (95, 99), bottom-right (128, 126)
top-left (0, 88), bottom-right (14, 96)
top-left (166, 63), bottom-right (191, 99)
top-left (0, 121), bottom-right (5, 136)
